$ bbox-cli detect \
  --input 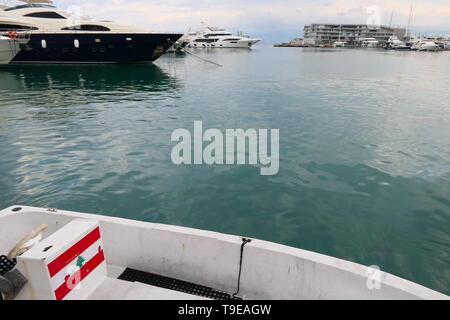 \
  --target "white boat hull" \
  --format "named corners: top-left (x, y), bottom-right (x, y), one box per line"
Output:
top-left (187, 39), bottom-right (260, 49)
top-left (0, 206), bottom-right (448, 300)
top-left (0, 38), bottom-right (22, 65)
